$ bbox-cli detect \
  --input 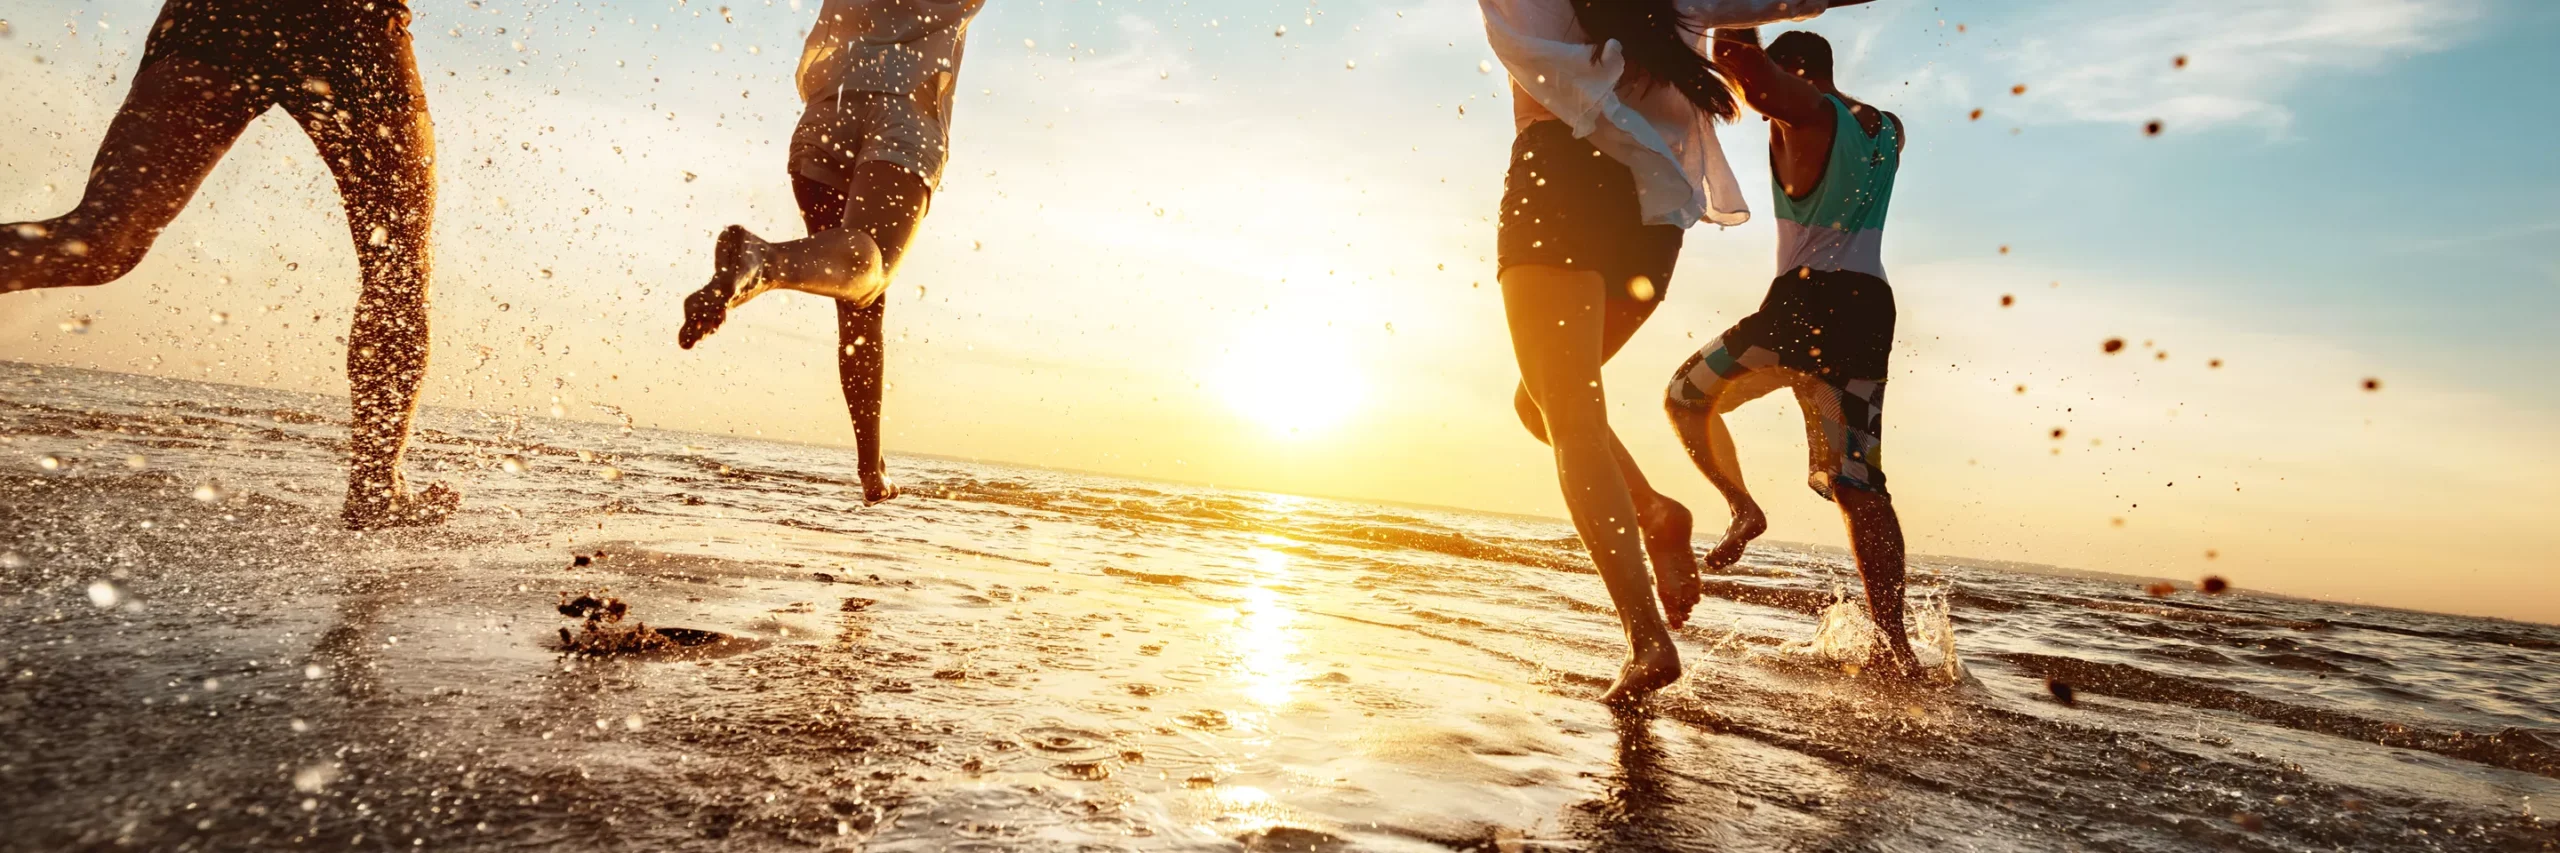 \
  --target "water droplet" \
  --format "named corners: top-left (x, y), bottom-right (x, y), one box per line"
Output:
top-left (368, 225), bottom-right (388, 247)
top-left (124, 455), bottom-right (147, 470)
top-left (208, 310), bottom-right (228, 325)
top-left (36, 455), bottom-right (62, 471)
top-left (623, 714), bottom-right (644, 731)
top-left (498, 303), bottom-right (512, 312)
top-left (599, 466), bottom-right (624, 482)
top-left (304, 664), bottom-right (327, 680)
top-left (1344, 59), bottom-right (1356, 70)
top-left (292, 763), bottom-right (339, 793)
top-left (1627, 276), bottom-right (1657, 302)
top-left (501, 455), bottom-right (527, 475)
top-left (193, 482), bottom-right (225, 502)
top-left (86, 580), bottom-right (121, 608)
top-left (1479, 60), bottom-right (1492, 74)
top-left (1023, 38), bottom-right (1035, 49)
top-left (290, 718), bottom-right (310, 733)
top-left (59, 315), bottom-right (91, 334)
top-left (1273, 25), bottom-right (1286, 37)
